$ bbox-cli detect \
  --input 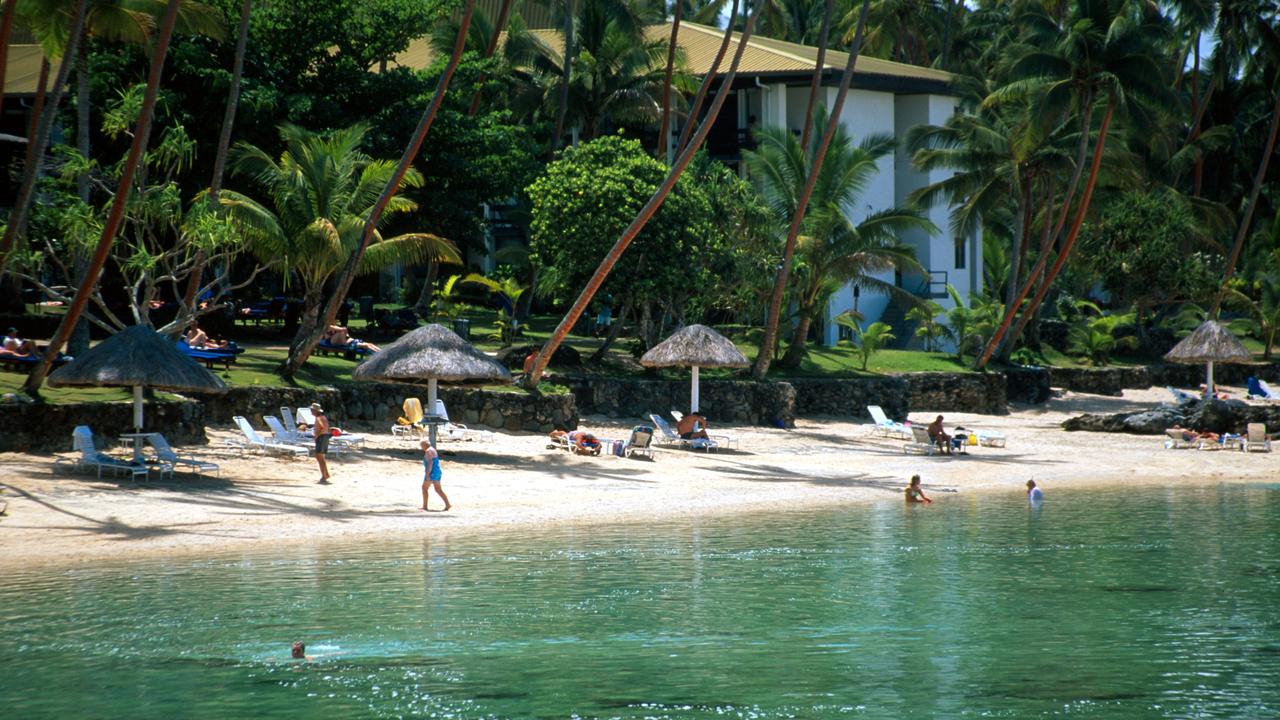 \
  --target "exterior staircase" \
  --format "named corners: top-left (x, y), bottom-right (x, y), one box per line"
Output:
top-left (878, 296), bottom-right (923, 350)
